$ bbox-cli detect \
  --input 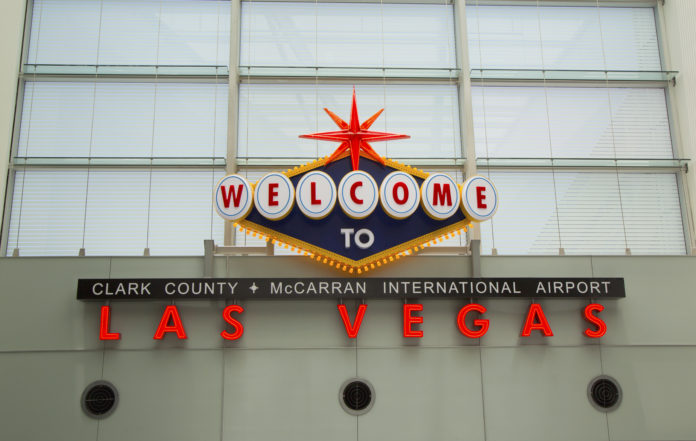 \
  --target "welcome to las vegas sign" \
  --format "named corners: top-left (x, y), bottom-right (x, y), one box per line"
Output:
top-left (214, 89), bottom-right (498, 273)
